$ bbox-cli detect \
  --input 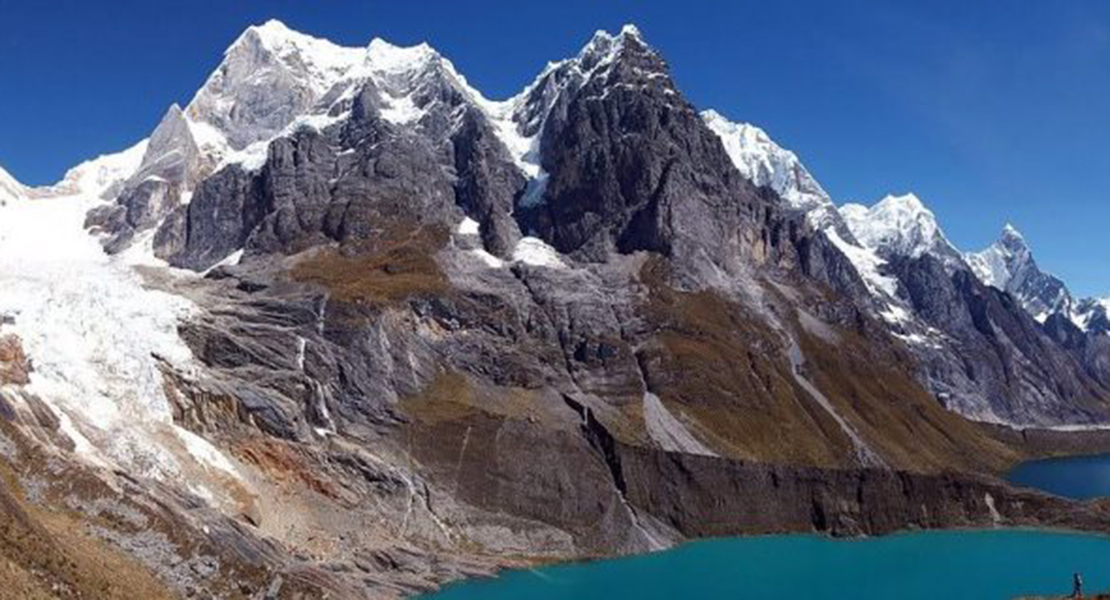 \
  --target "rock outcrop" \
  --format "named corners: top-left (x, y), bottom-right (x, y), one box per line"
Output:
top-left (85, 104), bottom-right (207, 253)
top-left (0, 333), bottom-right (30, 386)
